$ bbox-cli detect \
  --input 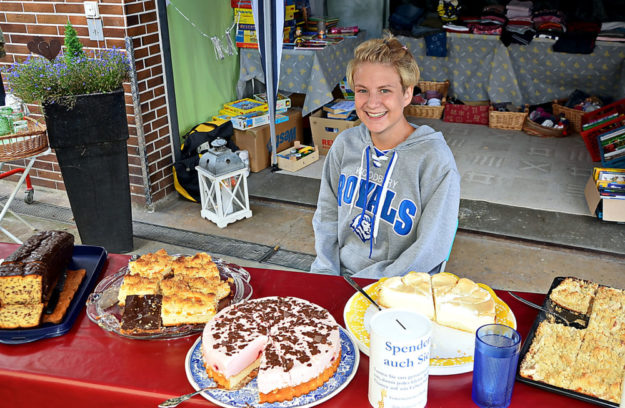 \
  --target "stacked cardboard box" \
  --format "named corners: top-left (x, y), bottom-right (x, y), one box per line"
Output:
top-left (310, 107), bottom-right (360, 155)
top-left (233, 108), bottom-right (303, 172)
